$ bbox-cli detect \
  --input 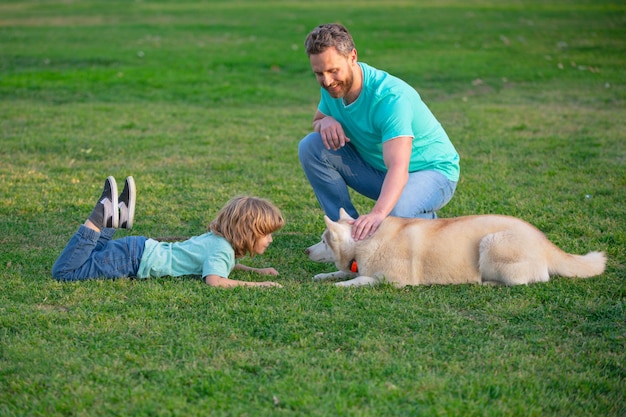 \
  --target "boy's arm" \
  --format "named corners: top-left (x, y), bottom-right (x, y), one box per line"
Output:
top-left (204, 274), bottom-right (282, 288)
top-left (234, 263), bottom-right (279, 276)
